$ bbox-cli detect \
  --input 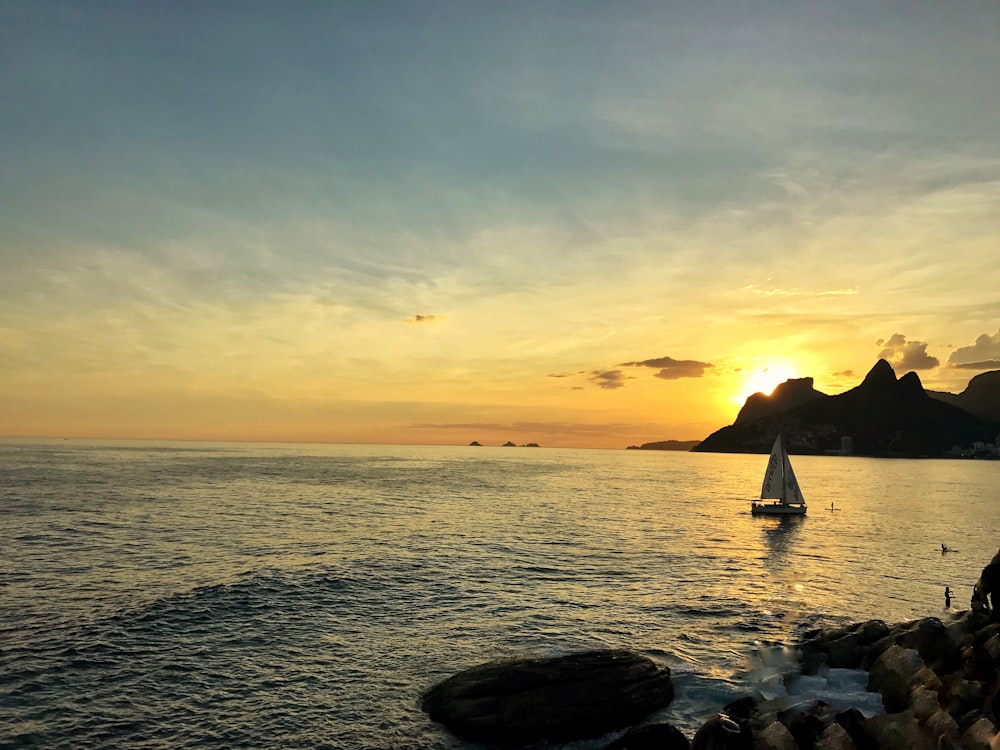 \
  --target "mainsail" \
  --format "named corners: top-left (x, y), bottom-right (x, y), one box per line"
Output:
top-left (759, 435), bottom-right (805, 506)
